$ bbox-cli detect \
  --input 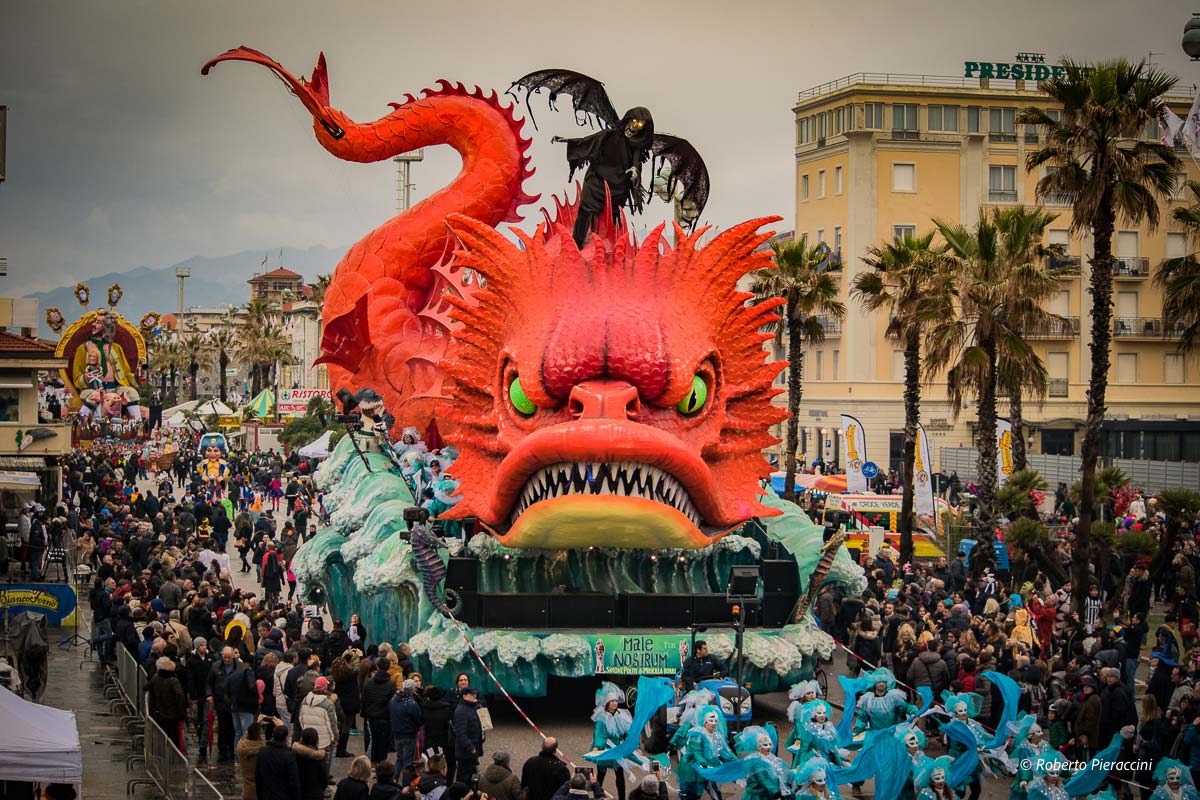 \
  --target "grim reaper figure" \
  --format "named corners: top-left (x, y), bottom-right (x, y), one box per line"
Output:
top-left (511, 69), bottom-right (710, 248)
